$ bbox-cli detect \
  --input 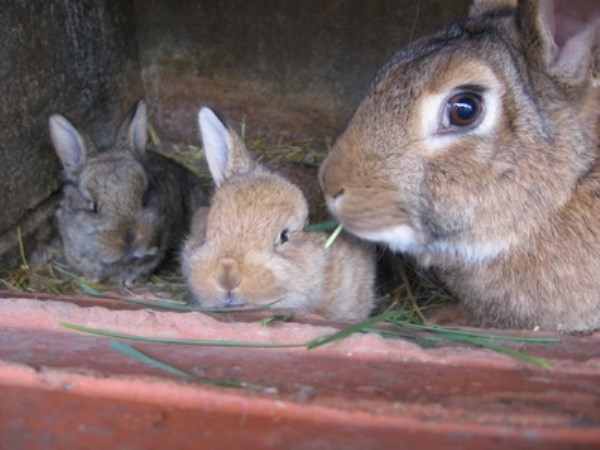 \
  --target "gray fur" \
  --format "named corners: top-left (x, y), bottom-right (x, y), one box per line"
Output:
top-left (49, 100), bottom-right (209, 285)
